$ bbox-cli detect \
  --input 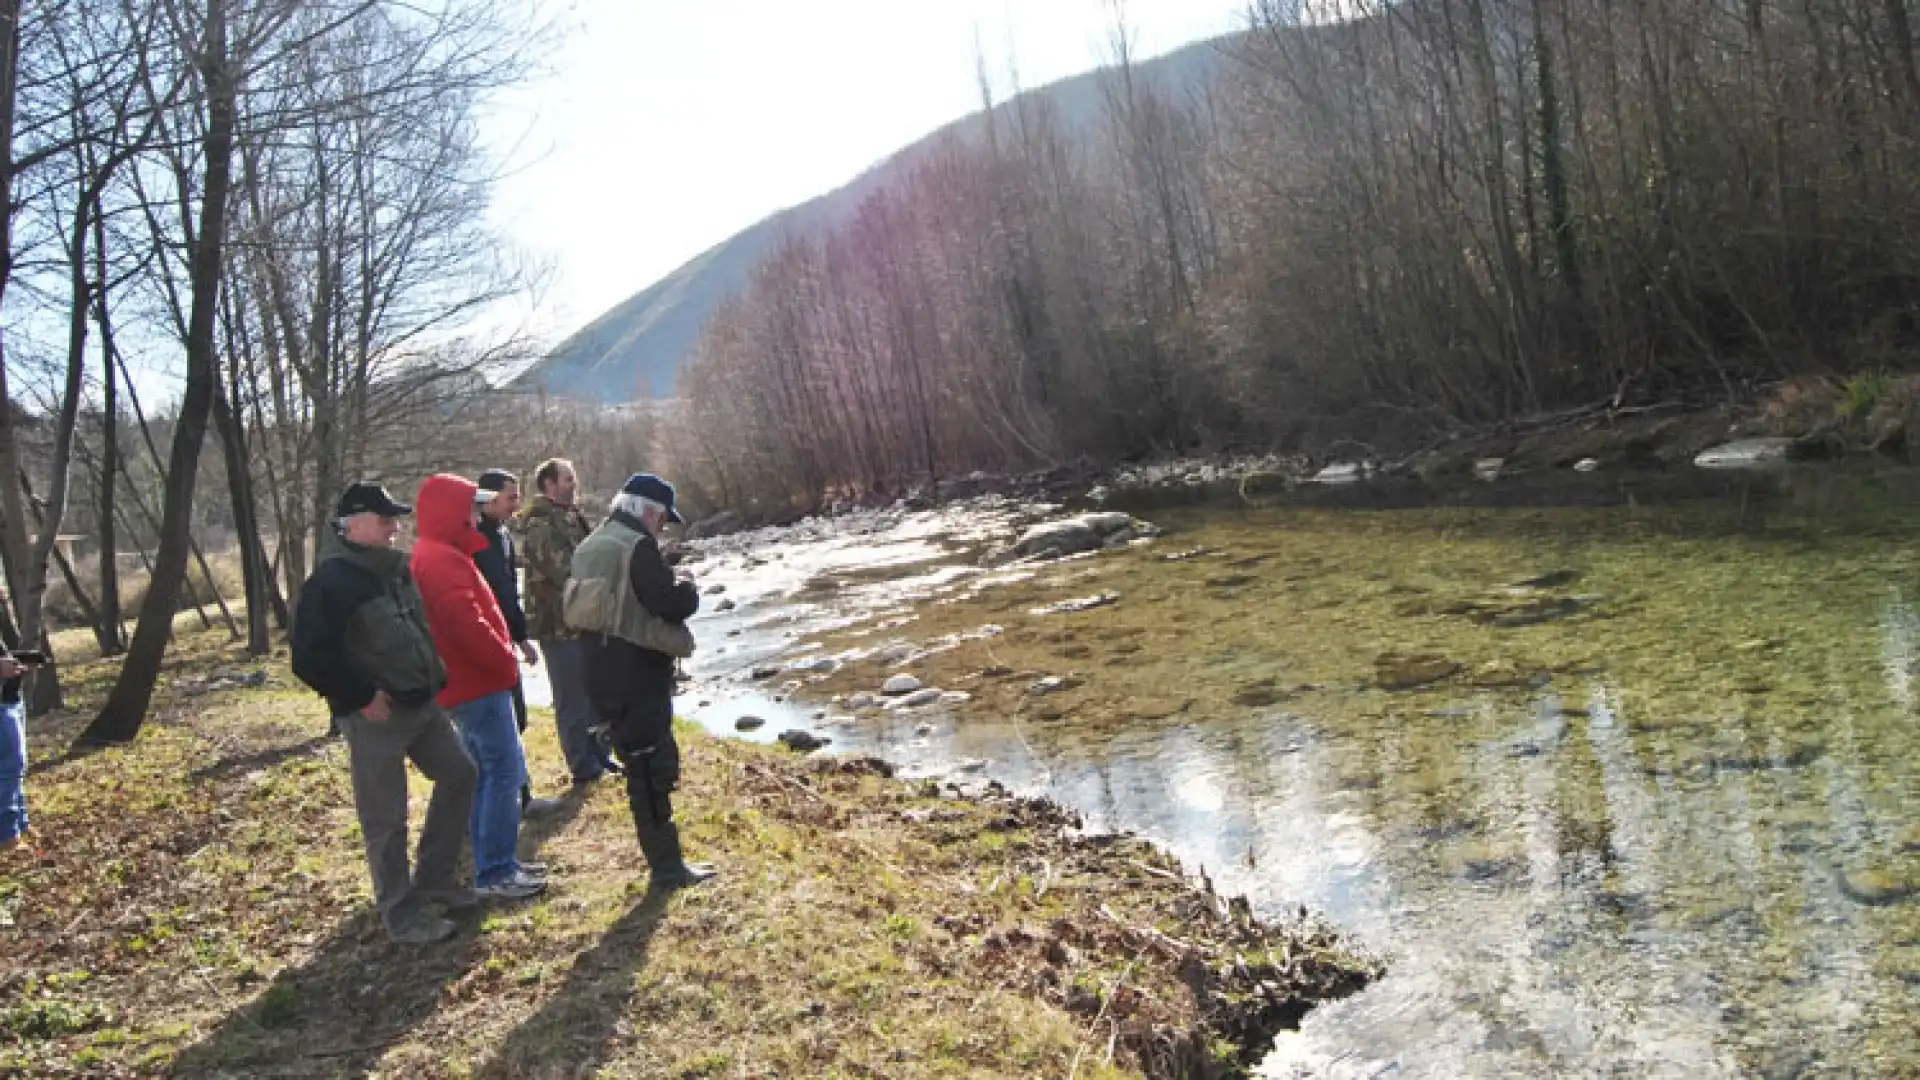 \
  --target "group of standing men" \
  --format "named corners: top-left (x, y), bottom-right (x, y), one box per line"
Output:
top-left (291, 460), bottom-right (713, 944)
